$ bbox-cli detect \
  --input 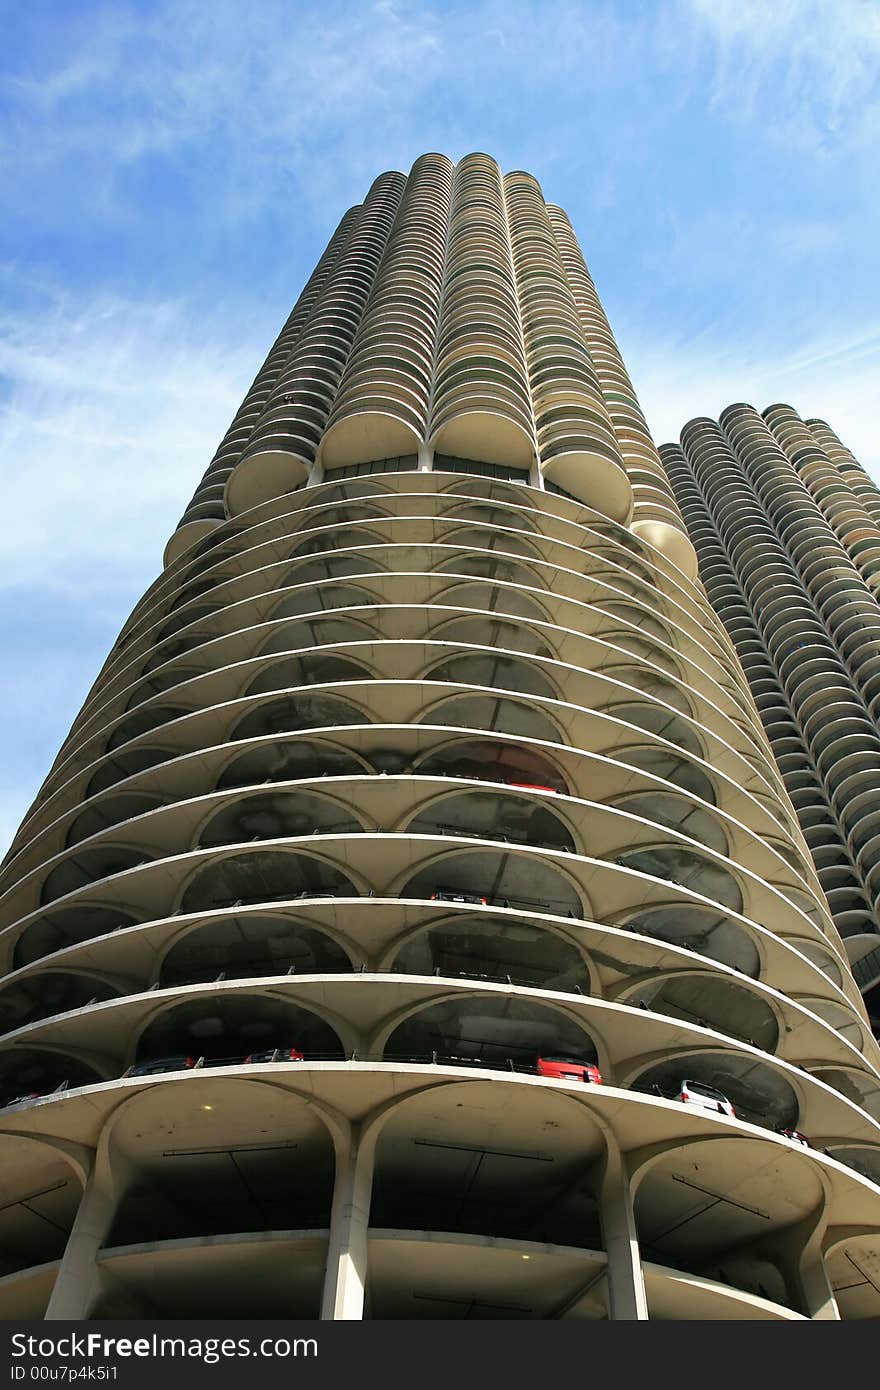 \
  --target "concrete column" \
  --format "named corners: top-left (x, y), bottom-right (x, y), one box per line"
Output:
top-left (786, 1213), bottom-right (841, 1320)
top-left (798, 1247), bottom-right (841, 1320)
top-left (320, 1122), bottom-right (376, 1320)
top-left (598, 1143), bottom-right (649, 1321)
top-left (745, 1201), bottom-right (841, 1320)
top-left (45, 1150), bottom-right (133, 1321)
